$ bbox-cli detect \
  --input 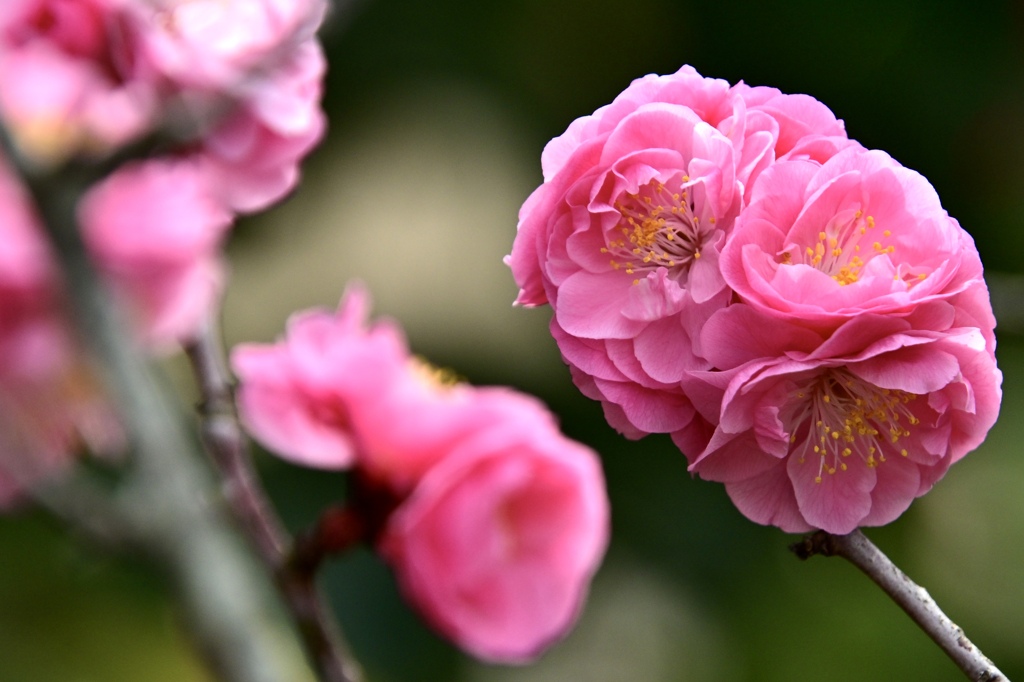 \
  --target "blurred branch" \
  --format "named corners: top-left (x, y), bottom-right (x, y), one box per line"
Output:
top-left (0, 126), bottom-right (316, 682)
top-left (791, 530), bottom-right (1007, 682)
top-left (185, 322), bottom-right (364, 682)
